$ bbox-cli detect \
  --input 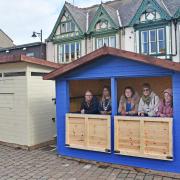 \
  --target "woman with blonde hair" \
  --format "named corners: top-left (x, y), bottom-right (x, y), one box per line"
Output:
top-left (99, 86), bottom-right (111, 115)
